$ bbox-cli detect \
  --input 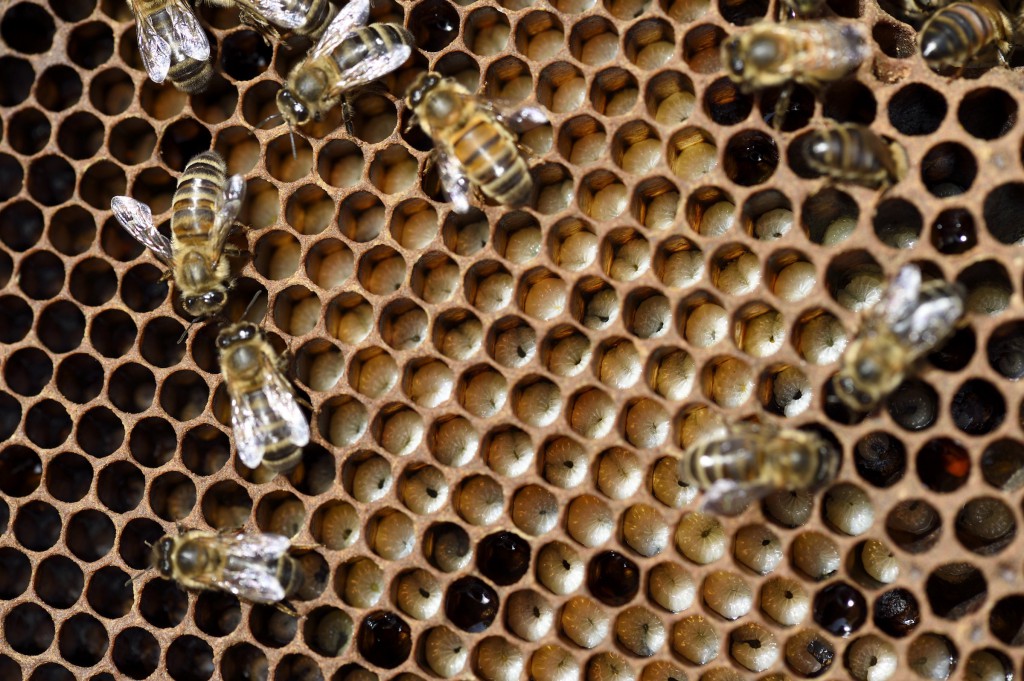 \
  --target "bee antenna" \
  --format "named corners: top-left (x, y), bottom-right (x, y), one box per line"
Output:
top-left (177, 318), bottom-right (197, 345)
top-left (240, 290), bottom-right (265, 322)
top-left (288, 124), bottom-right (299, 160)
top-left (253, 111), bottom-right (284, 132)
